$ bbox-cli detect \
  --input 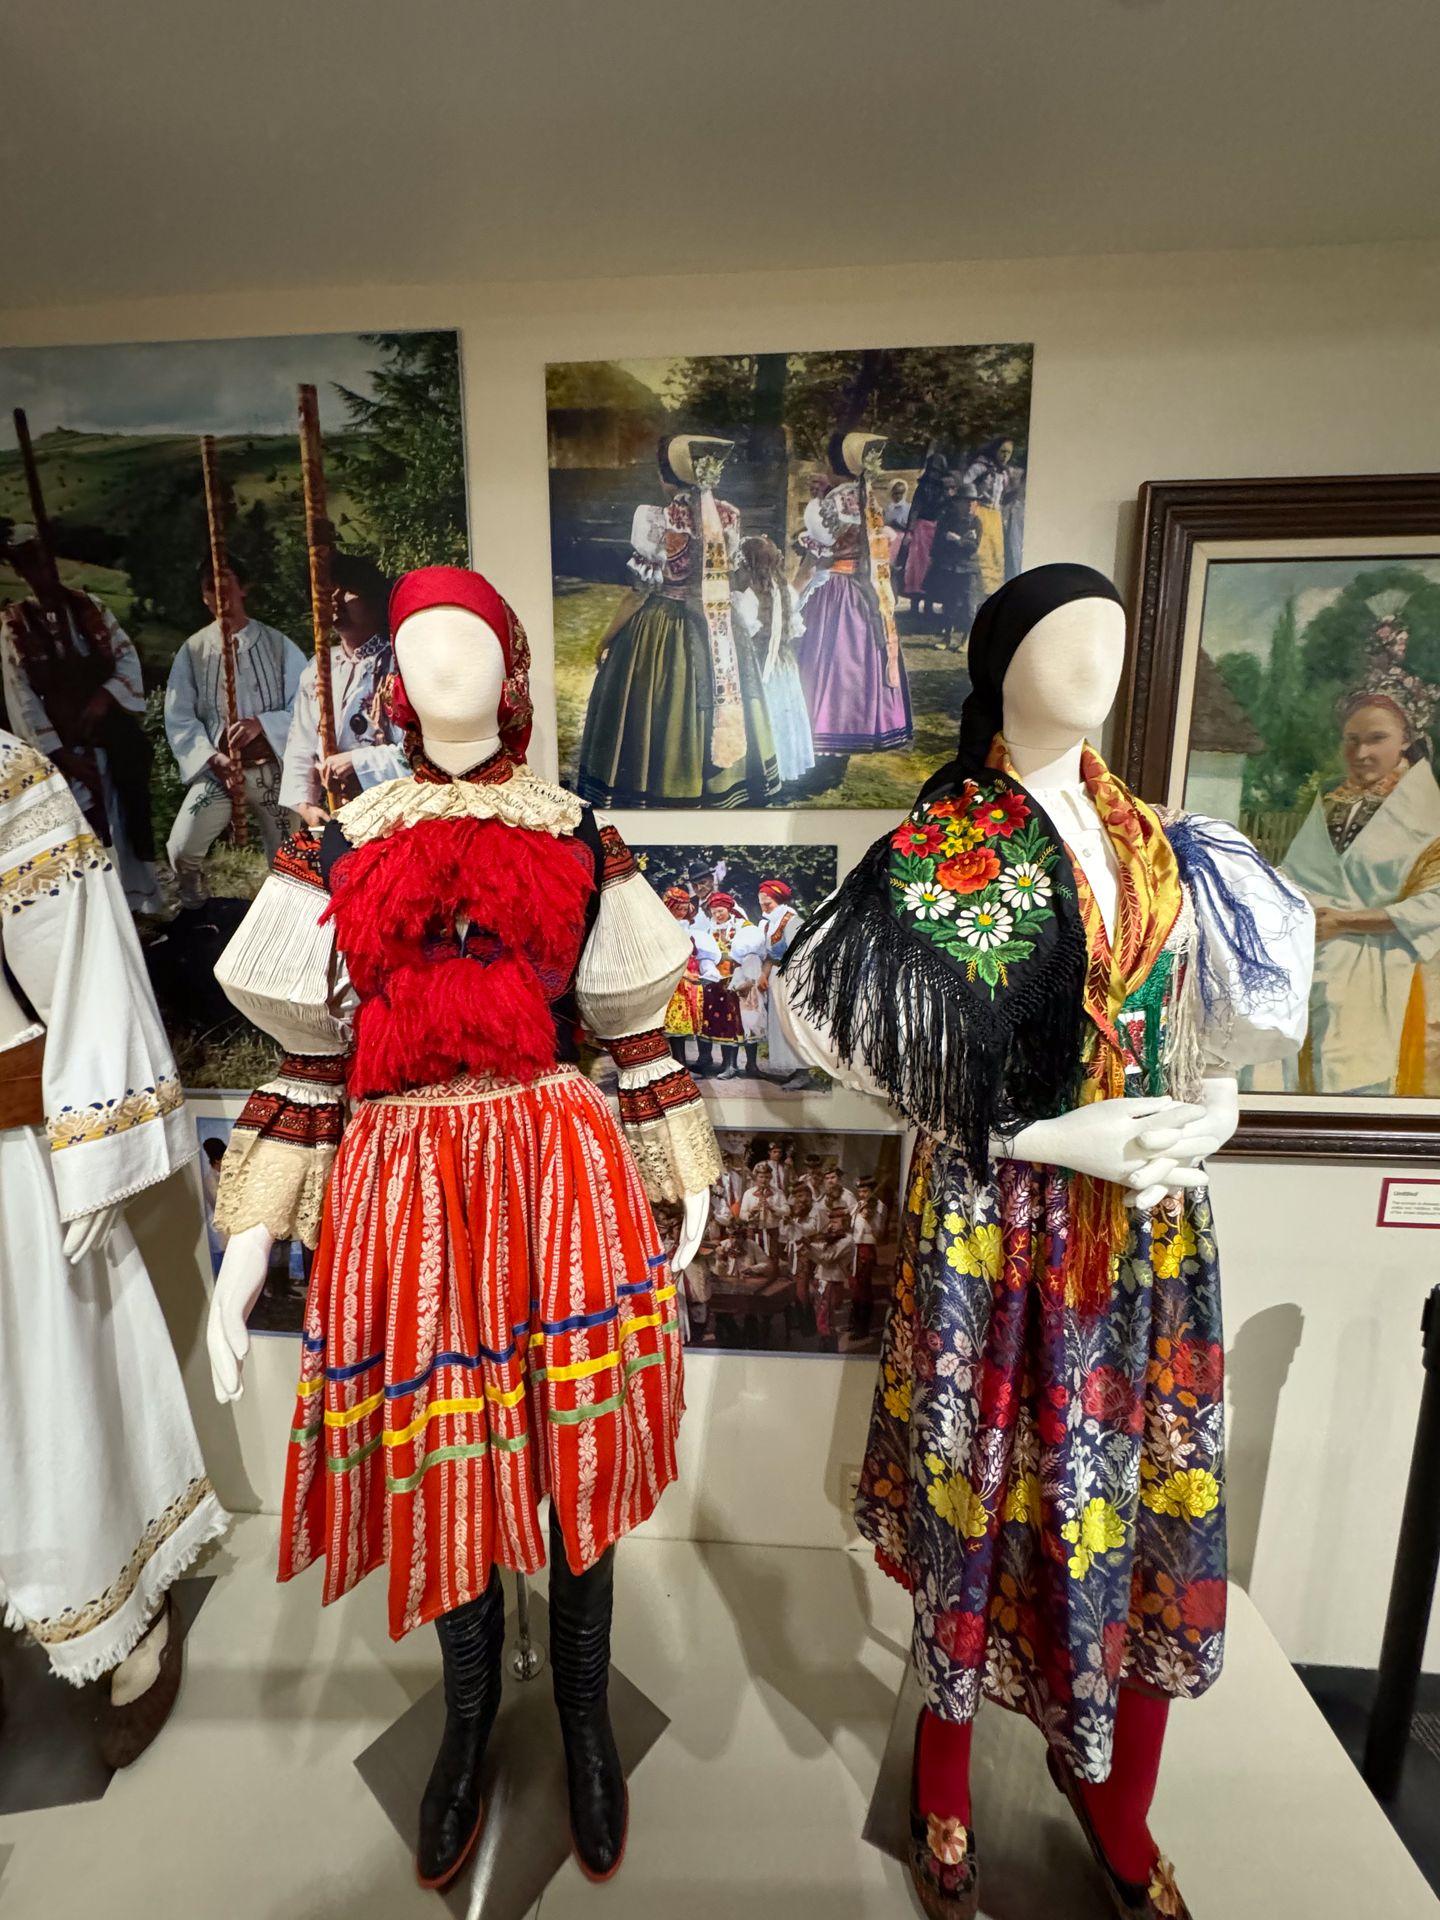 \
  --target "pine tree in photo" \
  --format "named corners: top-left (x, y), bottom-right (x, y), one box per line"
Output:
top-left (335, 332), bottom-right (469, 572)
